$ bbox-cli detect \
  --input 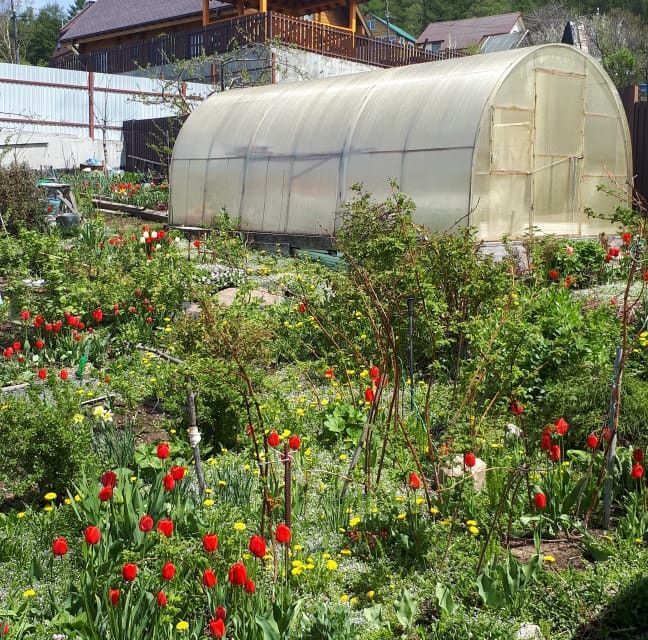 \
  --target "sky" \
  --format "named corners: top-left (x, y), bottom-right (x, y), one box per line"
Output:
top-left (22, 0), bottom-right (74, 11)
